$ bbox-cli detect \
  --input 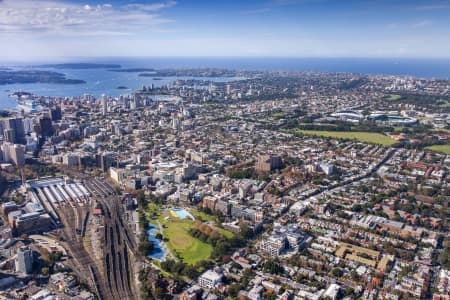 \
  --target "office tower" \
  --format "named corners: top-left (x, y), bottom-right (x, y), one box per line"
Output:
top-left (39, 116), bottom-right (54, 137)
top-left (0, 143), bottom-right (25, 167)
top-left (50, 106), bottom-right (62, 121)
top-left (16, 246), bottom-right (34, 274)
top-left (101, 94), bottom-right (107, 116)
top-left (3, 128), bottom-right (16, 143)
top-left (130, 97), bottom-right (136, 110)
top-left (97, 152), bottom-right (115, 172)
top-left (23, 117), bottom-right (37, 134)
top-left (10, 144), bottom-right (25, 167)
top-left (172, 113), bottom-right (181, 130)
top-left (2, 118), bottom-right (25, 144)
top-left (1, 143), bottom-right (11, 162)
top-left (118, 95), bottom-right (125, 107)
